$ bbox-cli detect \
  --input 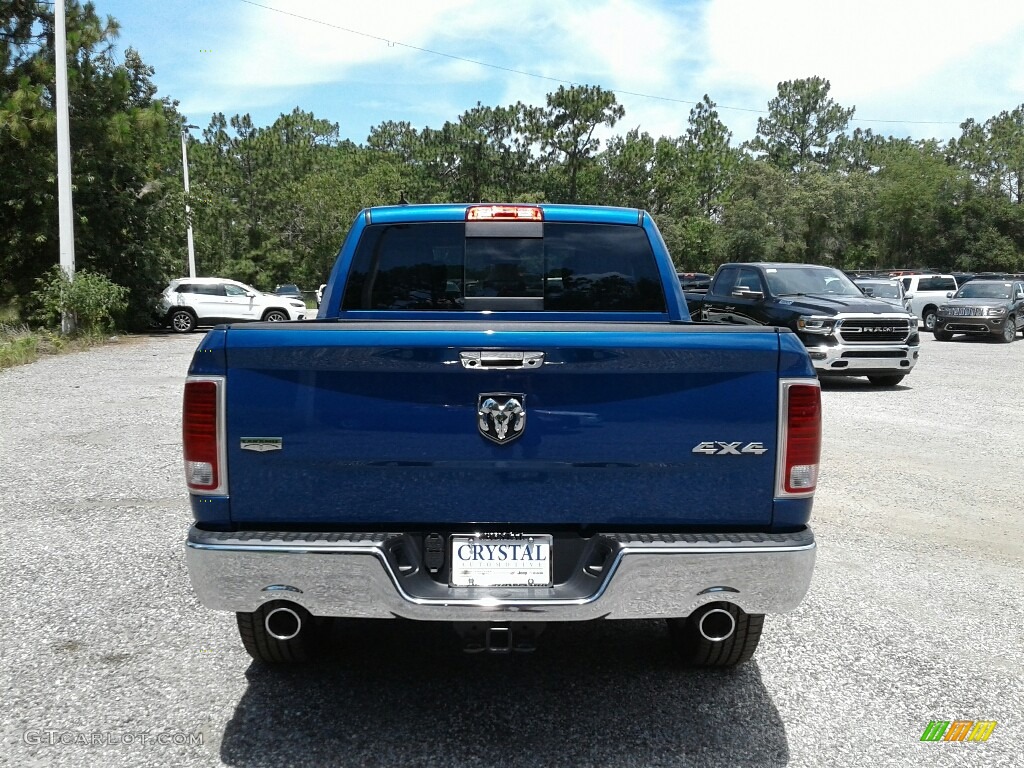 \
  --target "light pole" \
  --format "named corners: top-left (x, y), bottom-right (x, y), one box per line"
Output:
top-left (180, 123), bottom-right (200, 278)
top-left (55, 1), bottom-right (76, 333)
